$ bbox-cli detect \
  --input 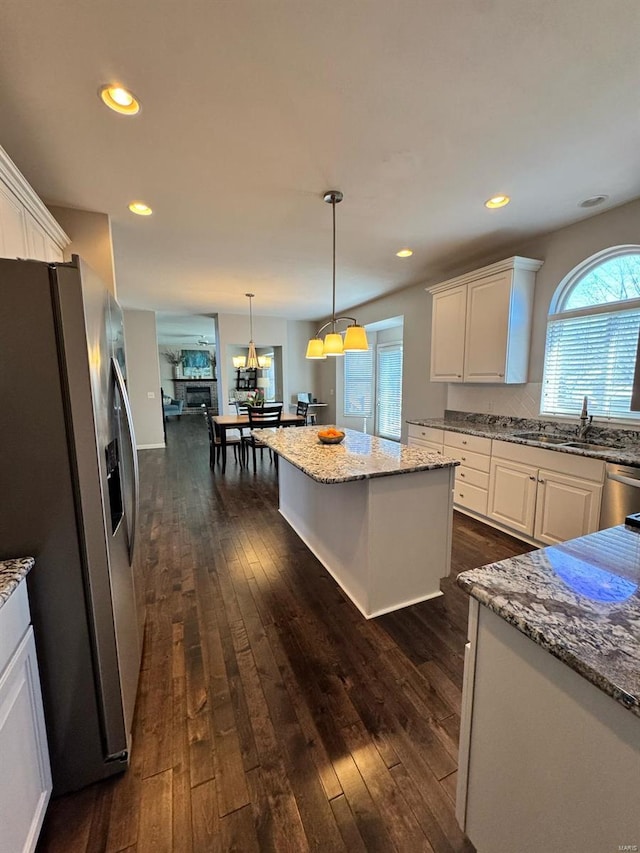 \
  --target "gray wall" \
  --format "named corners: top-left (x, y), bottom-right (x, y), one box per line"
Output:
top-left (123, 309), bottom-right (165, 449)
top-left (48, 205), bottom-right (117, 297)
